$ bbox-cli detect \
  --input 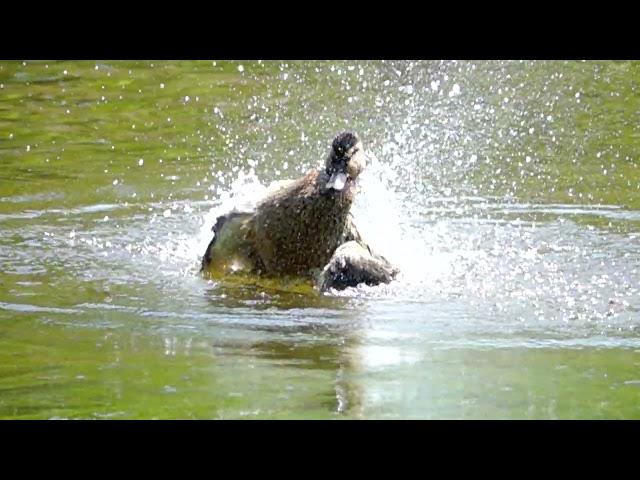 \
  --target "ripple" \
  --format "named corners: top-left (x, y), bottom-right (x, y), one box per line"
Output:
top-left (0, 301), bottom-right (79, 315)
